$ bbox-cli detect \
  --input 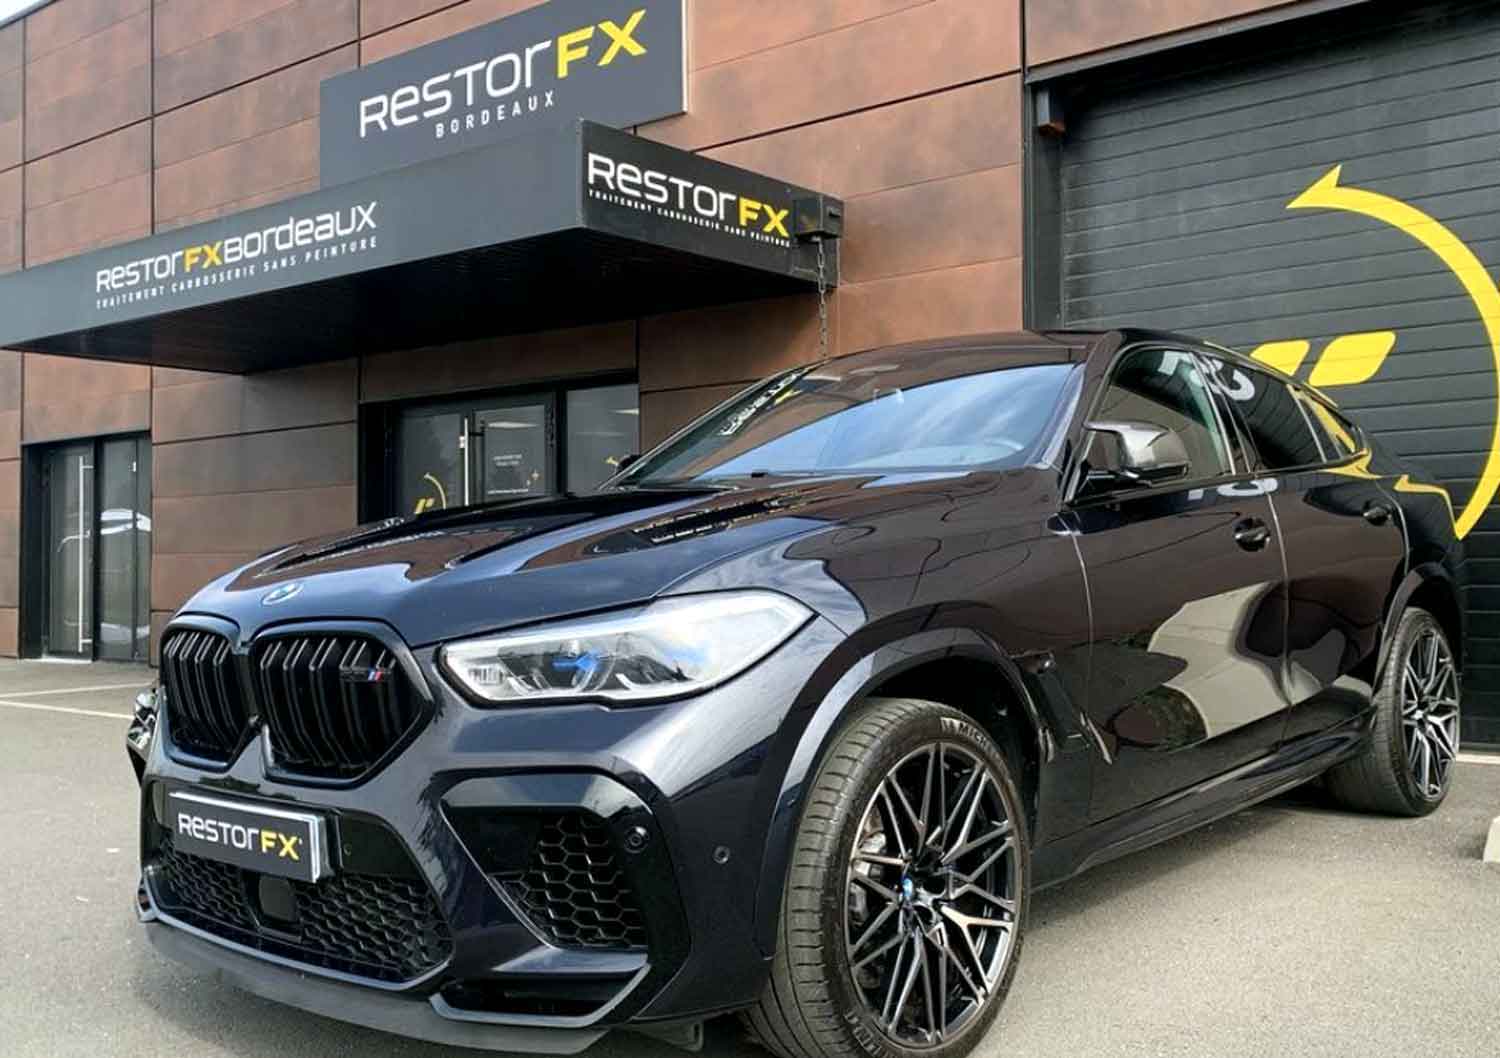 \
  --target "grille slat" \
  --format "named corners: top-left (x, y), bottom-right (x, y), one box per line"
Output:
top-left (150, 830), bottom-right (451, 983)
top-left (253, 633), bottom-right (421, 780)
top-left (162, 628), bottom-right (421, 780)
top-left (161, 630), bottom-right (251, 763)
